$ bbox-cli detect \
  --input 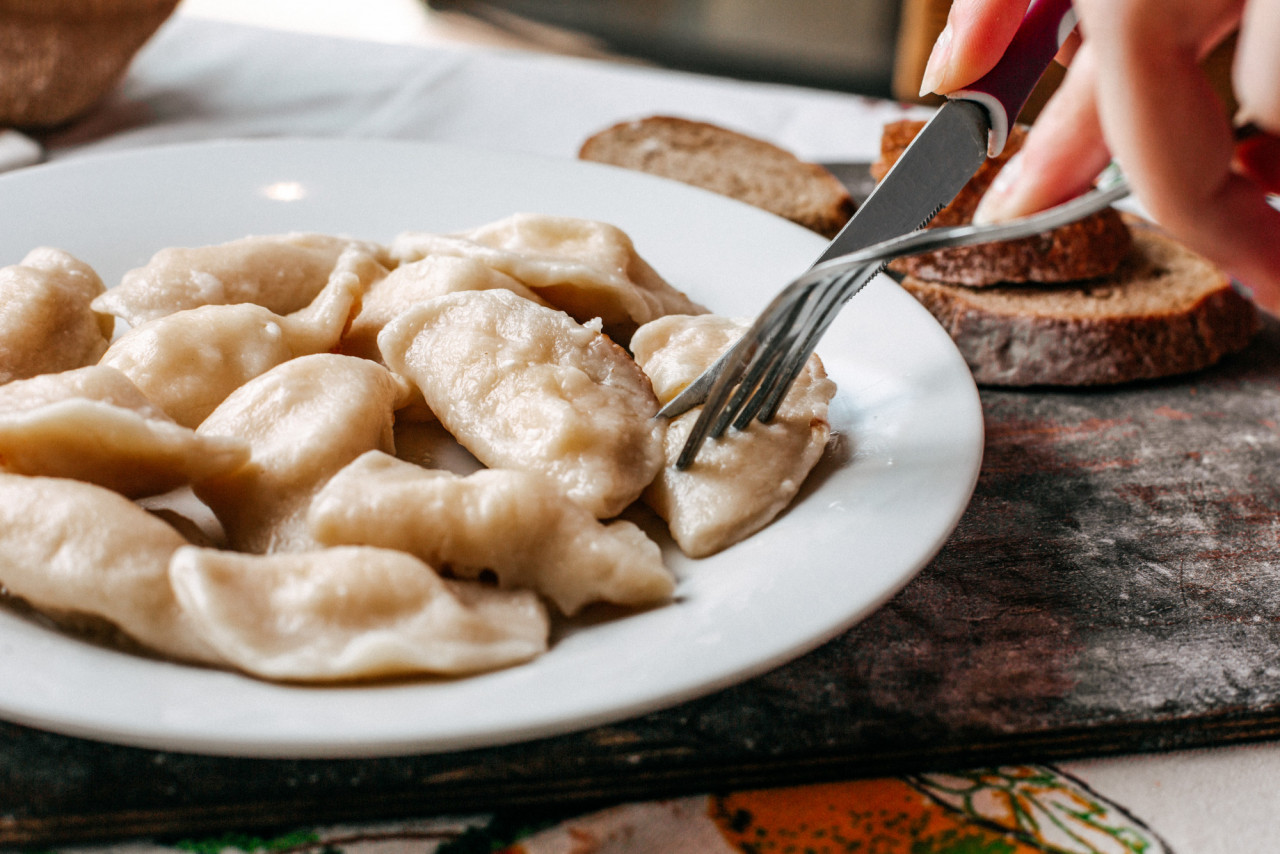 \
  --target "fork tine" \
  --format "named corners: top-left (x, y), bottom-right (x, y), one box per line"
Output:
top-left (672, 278), bottom-right (820, 469)
top-left (655, 276), bottom-right (807, 421)
top-left (732, 267), bottom-right (852, 429)
top-left (752, 261), bottom-right (881, 423)
top-left (706, 285), bottom-right (819, 439)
